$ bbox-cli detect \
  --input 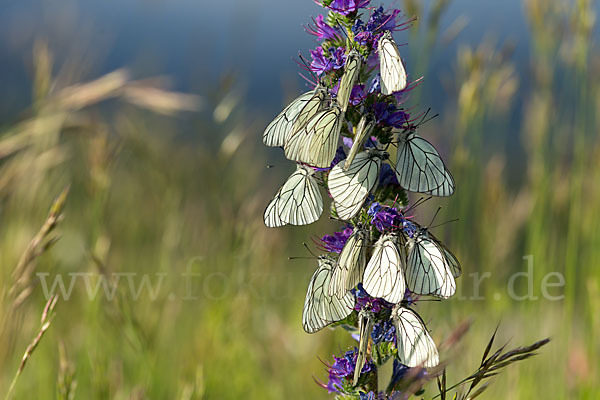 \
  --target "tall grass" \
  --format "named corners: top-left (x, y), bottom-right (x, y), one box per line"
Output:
top-left (0, 0), bottom-right (598, 398)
